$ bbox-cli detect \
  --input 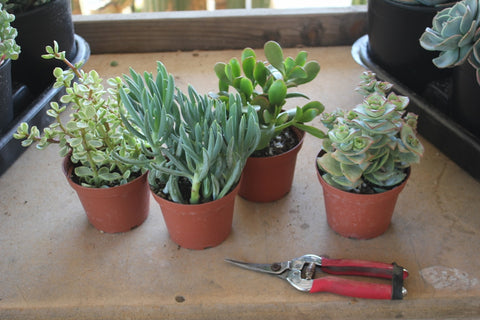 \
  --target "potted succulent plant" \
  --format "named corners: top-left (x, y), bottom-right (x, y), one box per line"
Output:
top-left (1, 0), bottom-right (76, 95)
top-left (316, 71), bottom-right (424, 239)
top-left (118, 62), bottom-right (261, 249)
top-left (419, 0), bottom-right (480, 138)
top-left (212, 40), bottom-right (325, 202)
top-left (368, 0), bottom-right (457, 94)
top-left (0, 2), bottom-right (20, 133)
top-left (13, 42), bottom-right (149, 233)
